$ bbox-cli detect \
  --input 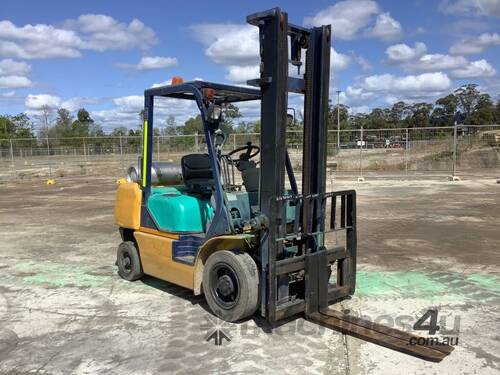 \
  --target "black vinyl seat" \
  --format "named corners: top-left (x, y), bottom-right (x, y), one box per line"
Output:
top-left (242, 168), bottom-right (260, 192)
top-left (181, 154), bottom-right (214, 192)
